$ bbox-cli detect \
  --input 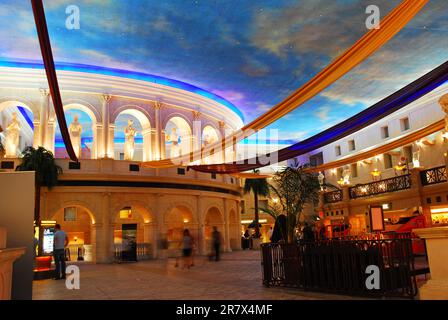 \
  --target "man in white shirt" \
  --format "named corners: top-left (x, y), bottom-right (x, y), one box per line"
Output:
top-left (53, 224), bottom-right (68, 280)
